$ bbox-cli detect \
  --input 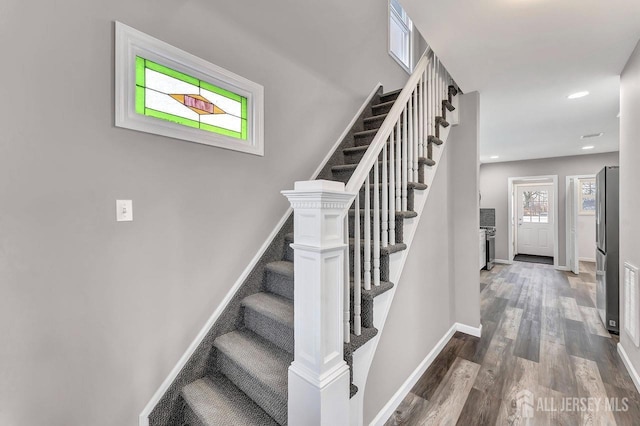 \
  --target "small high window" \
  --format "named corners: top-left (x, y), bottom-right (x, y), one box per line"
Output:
top-left (389, 0), bottom-right (413, 73)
